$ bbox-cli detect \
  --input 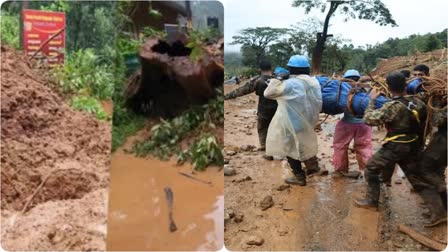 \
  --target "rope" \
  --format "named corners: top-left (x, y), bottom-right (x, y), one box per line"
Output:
top-left (317, 114), bottom-right (330, 126)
